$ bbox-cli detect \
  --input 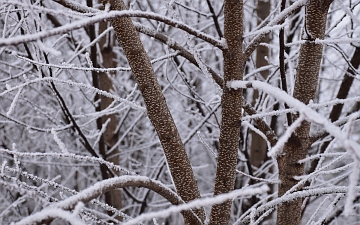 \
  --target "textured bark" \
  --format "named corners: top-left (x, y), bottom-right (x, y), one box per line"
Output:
top-left (276, 1), bottom-right (333, 225)
top-left (306, 46), bottom-right (360, 196)
top-left (209, 1), bottom-right (244, 224)
top-left (102, 0), bottom-right (205, 224)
